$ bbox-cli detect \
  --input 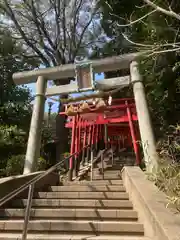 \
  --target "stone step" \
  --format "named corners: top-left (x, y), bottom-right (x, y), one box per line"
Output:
top-left (113, 160), bottom-right (134, 163)
top-left (62, 180), bottom-right (124, 185)
top-left (111, 163), bottom-right (133, 166)
top-left (0, 233), bottom-right (150, 240)
top-left (0, 220), bottom-right (144, 235)
top-left (33, 192), bottom-right (129, 199)
top-left (93, 172), bottom-right (121, 175)
top-left (93, 170), bottom-right (121, 175)
top-left (49, 185), bottom-right (126, 192)
top-left (10, 199), bottom-right (133, 209)
top-left (113, 163), bottom-right (134, 166)
top-left (92, 172), bottom-right (121, 177)
top-left (1, 209), bottom-right (138, 221)
top-left (91, 176), bottom-right (121, 180)
top-left (48, 185), bottom-right (126, 192)
top-left (98, 165), bottom-right (123, 170)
